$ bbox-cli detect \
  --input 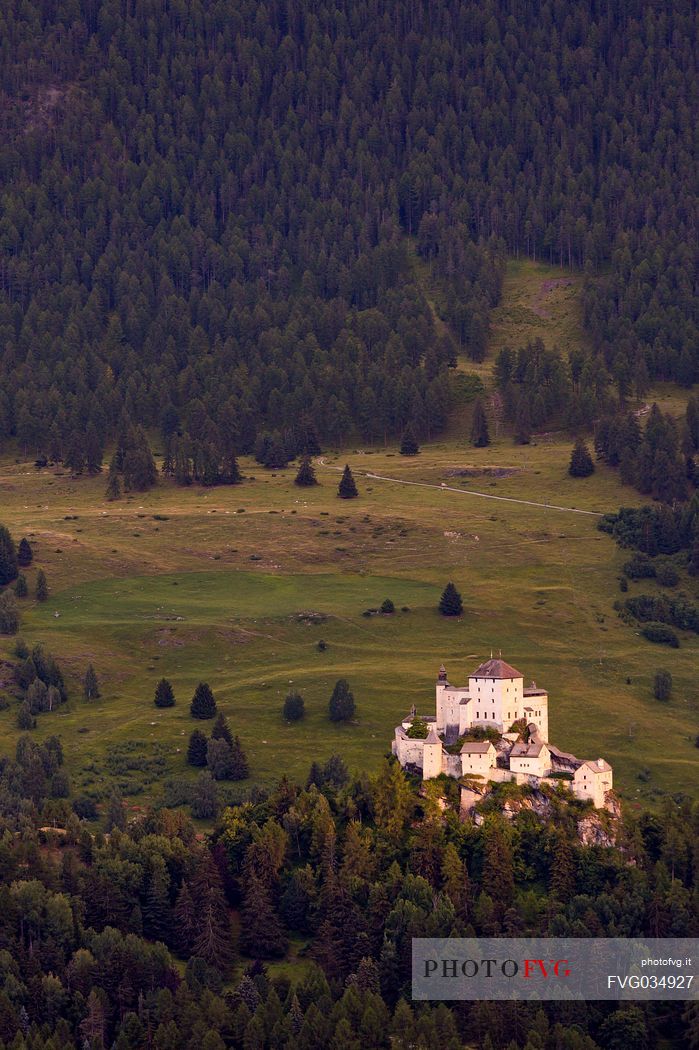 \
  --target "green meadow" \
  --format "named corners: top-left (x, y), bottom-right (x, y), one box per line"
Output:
top-left (0, 260), bottom-right (697, 811)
